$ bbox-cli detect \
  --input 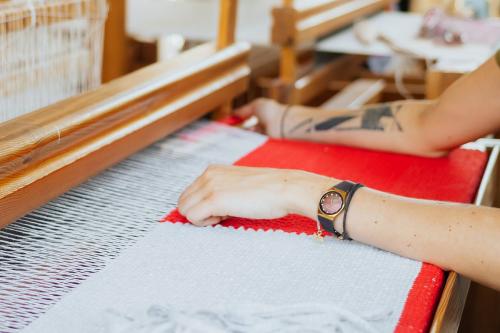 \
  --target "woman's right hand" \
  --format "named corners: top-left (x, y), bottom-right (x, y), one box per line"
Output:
top-left (235, 98), bottom-right (287, 138)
